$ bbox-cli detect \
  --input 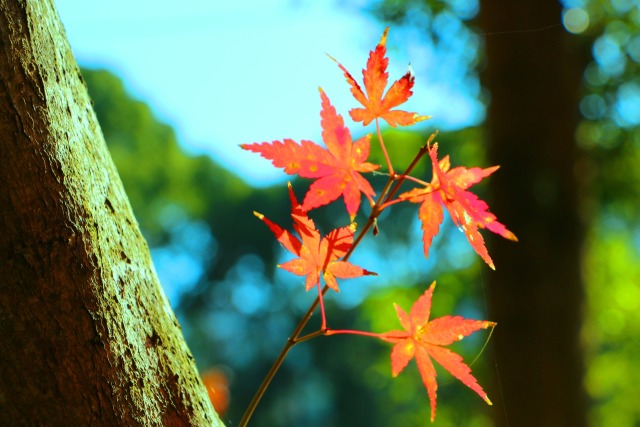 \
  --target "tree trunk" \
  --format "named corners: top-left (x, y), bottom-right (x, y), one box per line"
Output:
top-left (479, 1), bottom-right (589, 426)
top-left (0, 1), bottom-right (222, 425)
